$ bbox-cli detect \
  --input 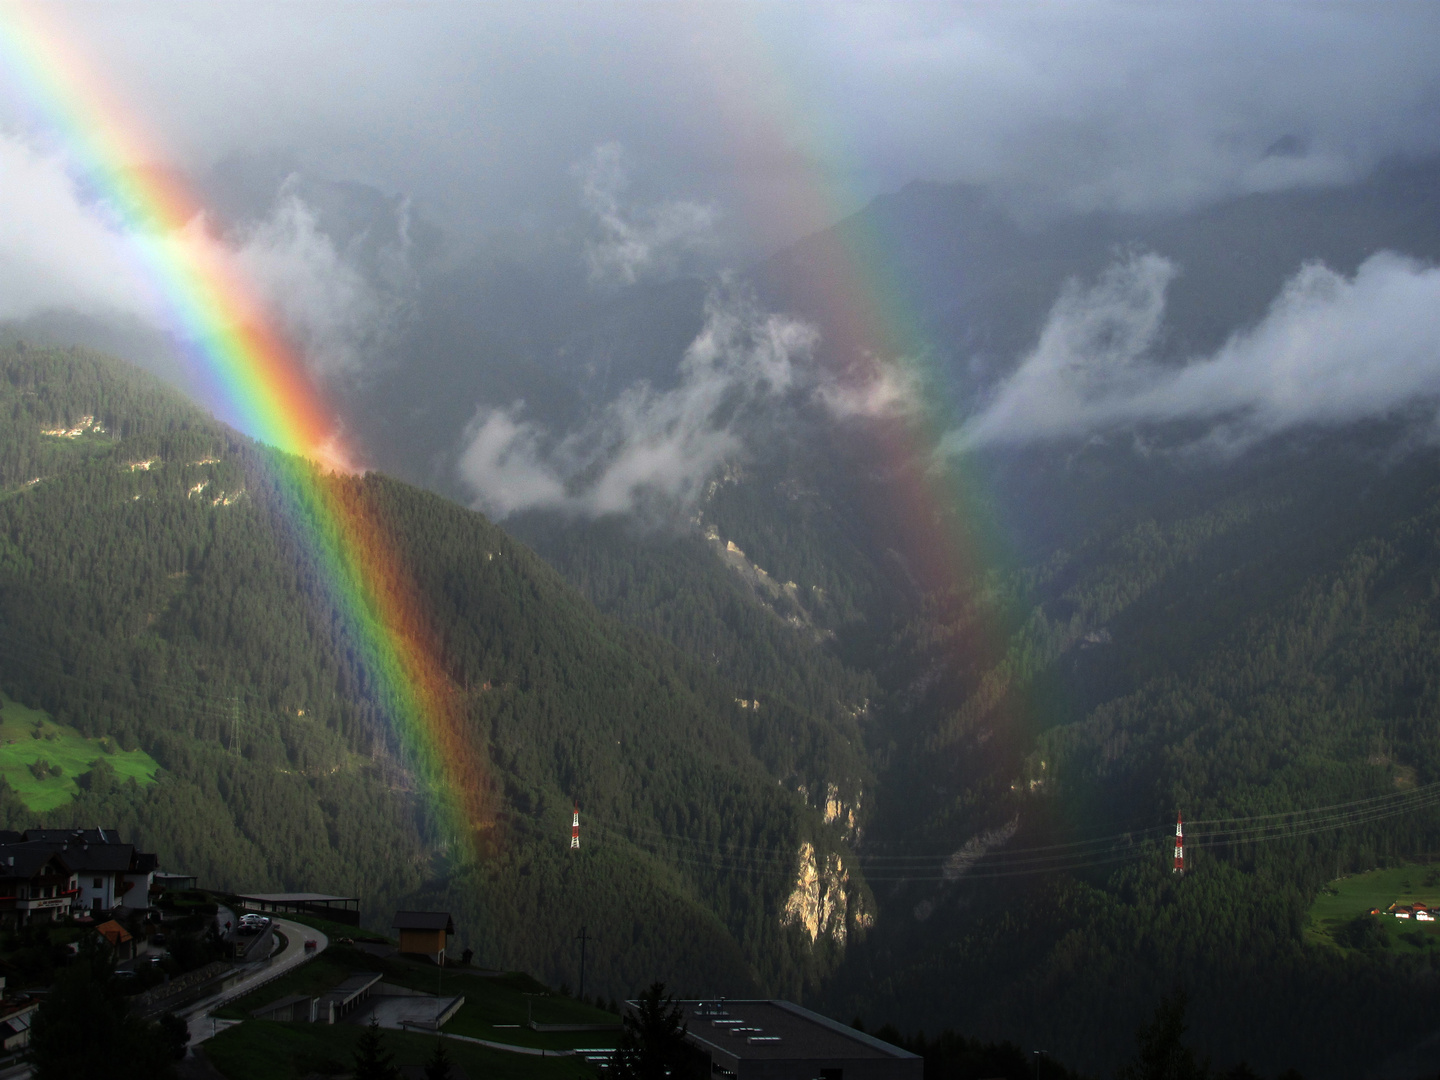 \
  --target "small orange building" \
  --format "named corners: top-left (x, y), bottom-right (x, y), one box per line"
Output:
top-left (95, 919), bottom-right (134, 959)
top-left (392, 910), bottom-right (453, 963)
